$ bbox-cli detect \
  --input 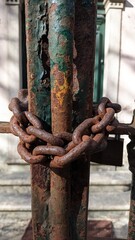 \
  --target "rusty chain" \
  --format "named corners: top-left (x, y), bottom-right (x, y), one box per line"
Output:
top-left (9, 89), bottom-right (123, 168)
